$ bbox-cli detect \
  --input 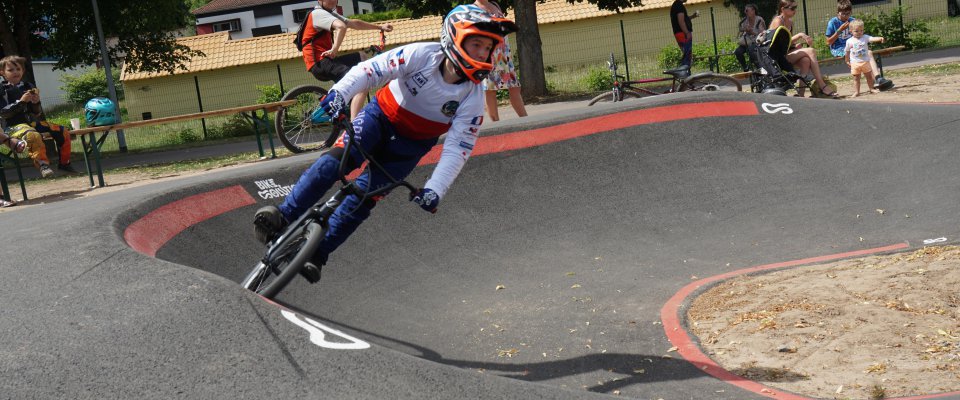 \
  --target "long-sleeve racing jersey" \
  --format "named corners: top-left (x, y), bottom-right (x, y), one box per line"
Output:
top-left (331, 42), bottom-right (485, 199)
